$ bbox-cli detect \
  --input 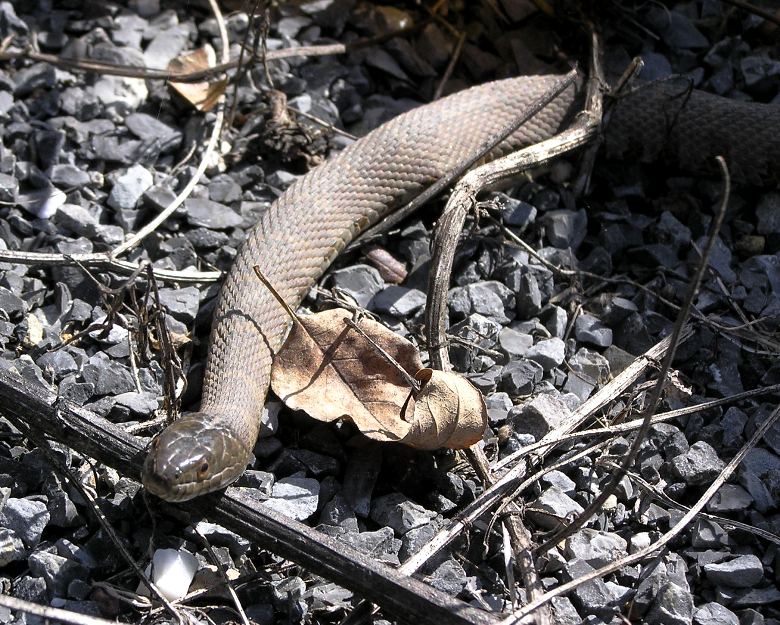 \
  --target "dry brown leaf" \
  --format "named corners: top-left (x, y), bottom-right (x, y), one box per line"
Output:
top-left (408, 369), bottom-right (487, 449)
top-left (270, 308), bottom-right (486, 449)
top-left (271, 308), bottom-right (422, 441)
top-left (167, 45), bottom-right (227, 112)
